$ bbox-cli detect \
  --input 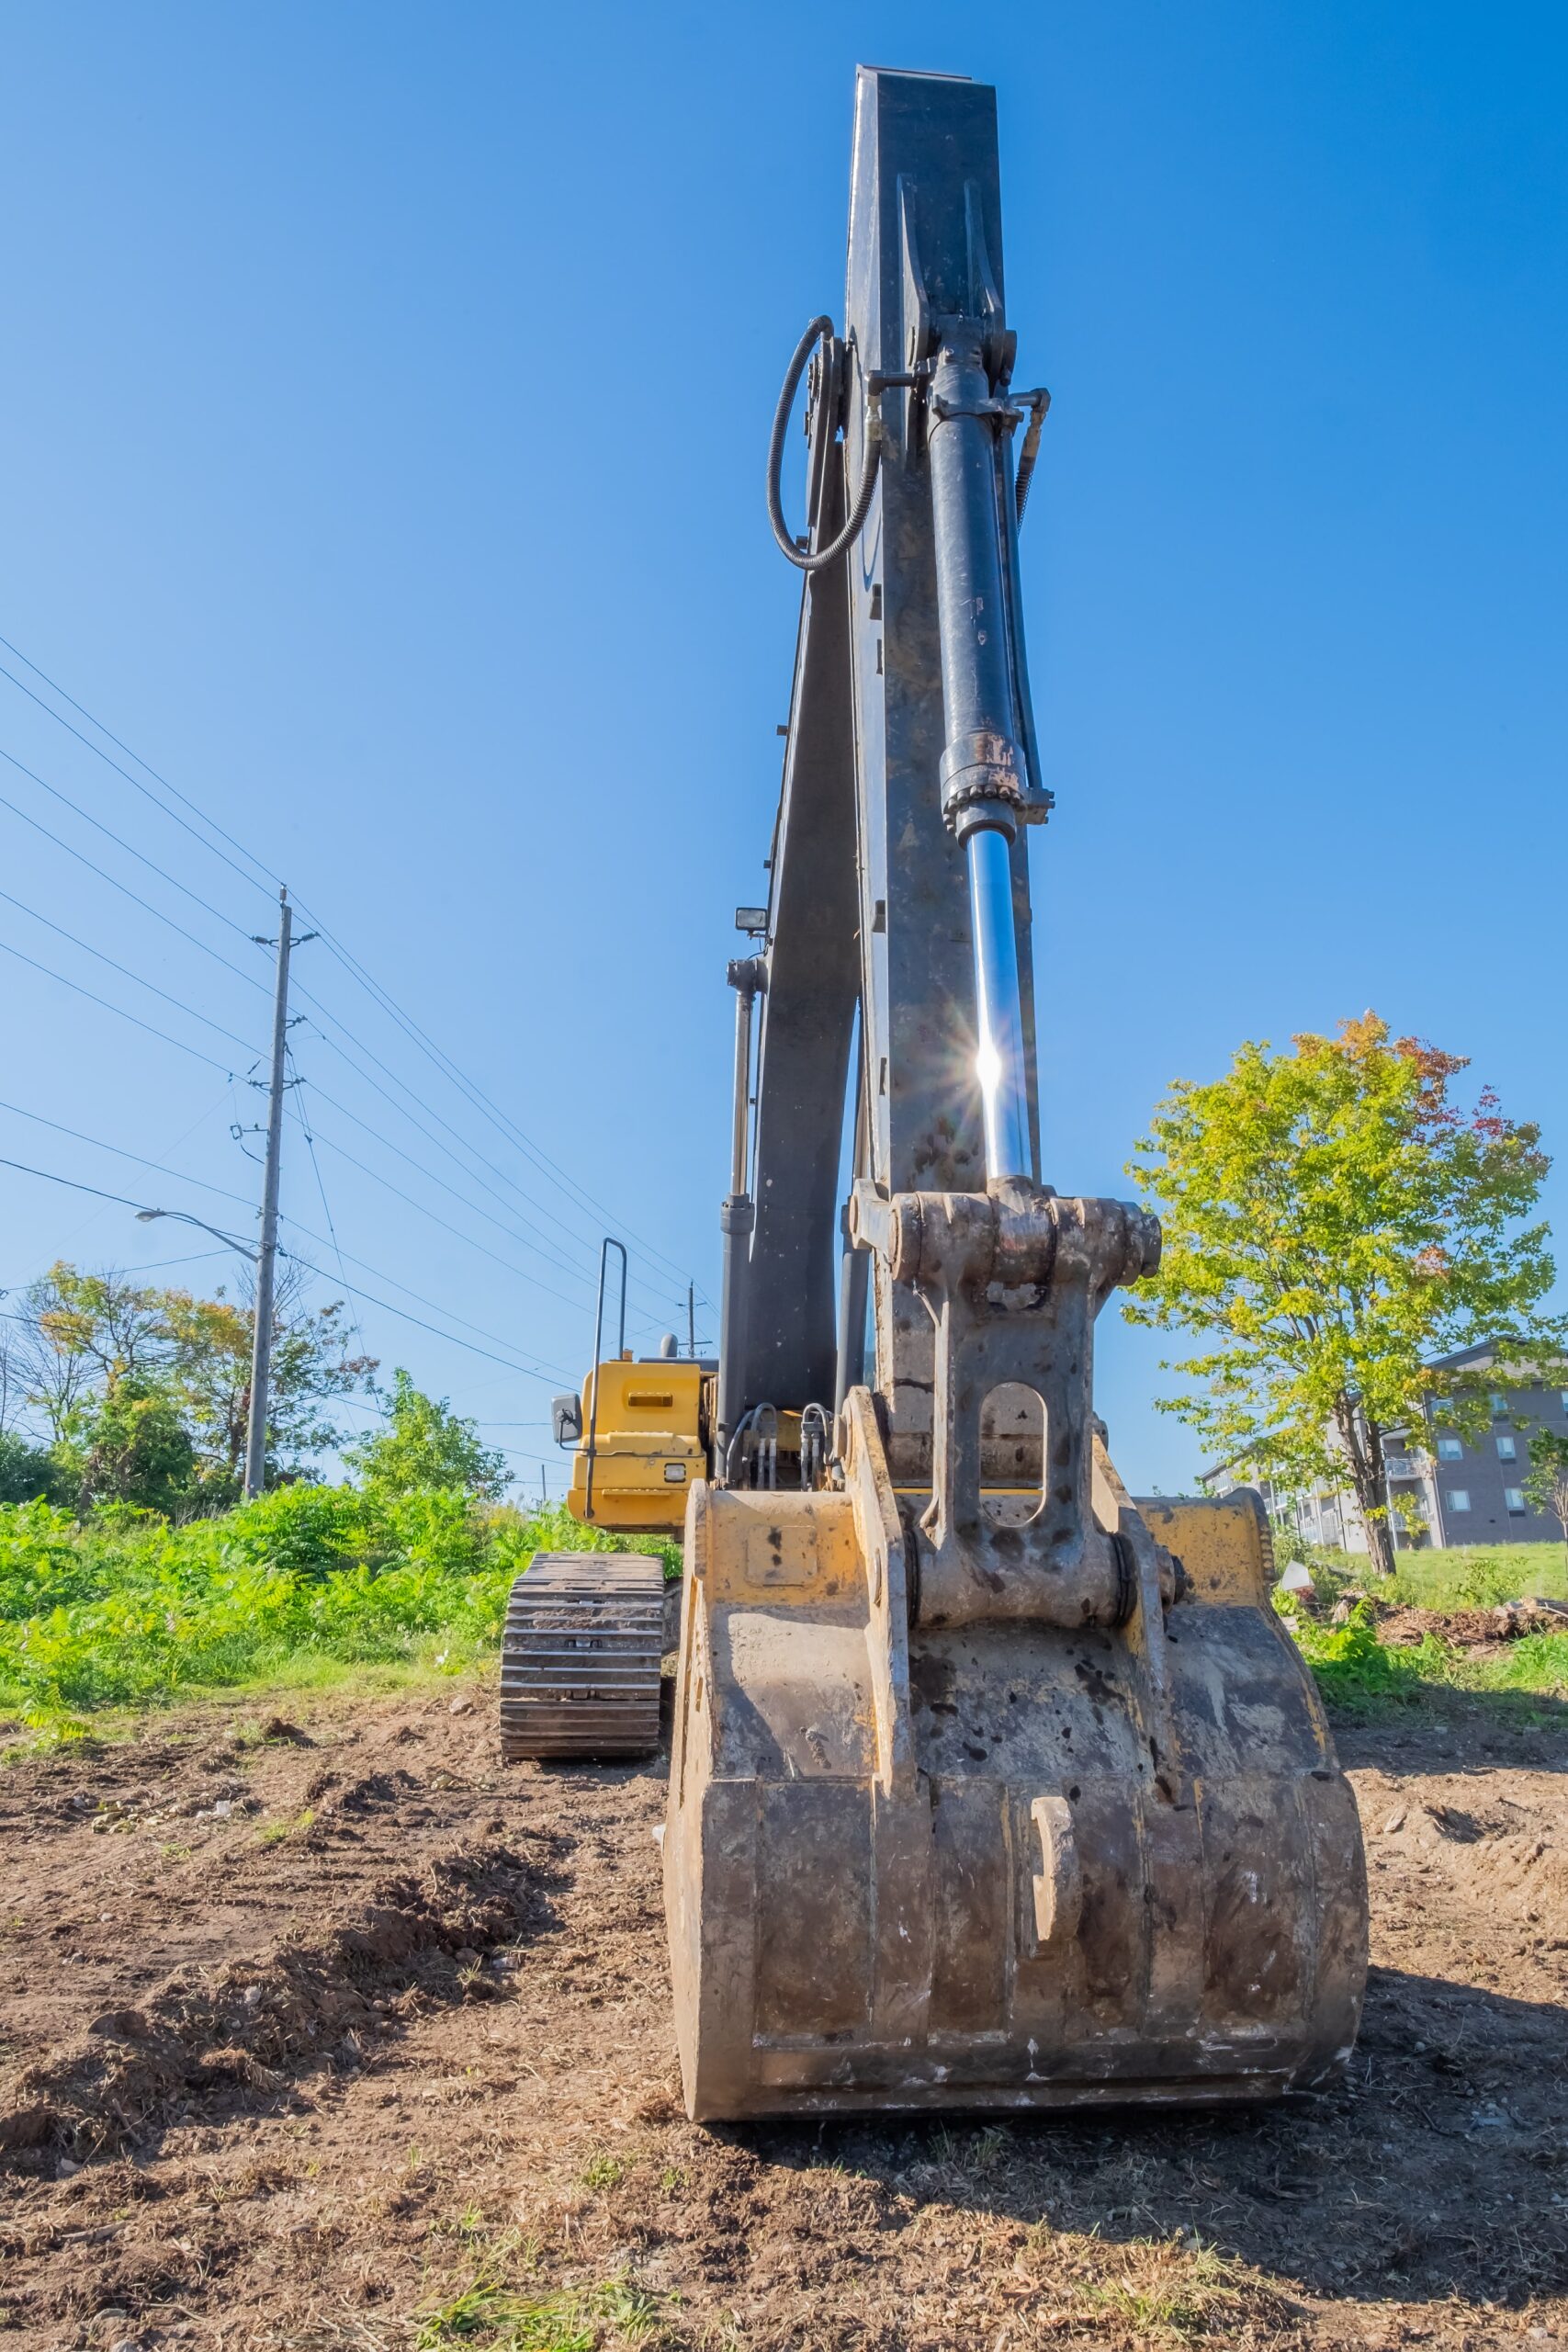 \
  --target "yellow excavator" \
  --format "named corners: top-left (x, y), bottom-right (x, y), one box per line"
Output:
top-left (502, 65), bottom-right (1368, 2125)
